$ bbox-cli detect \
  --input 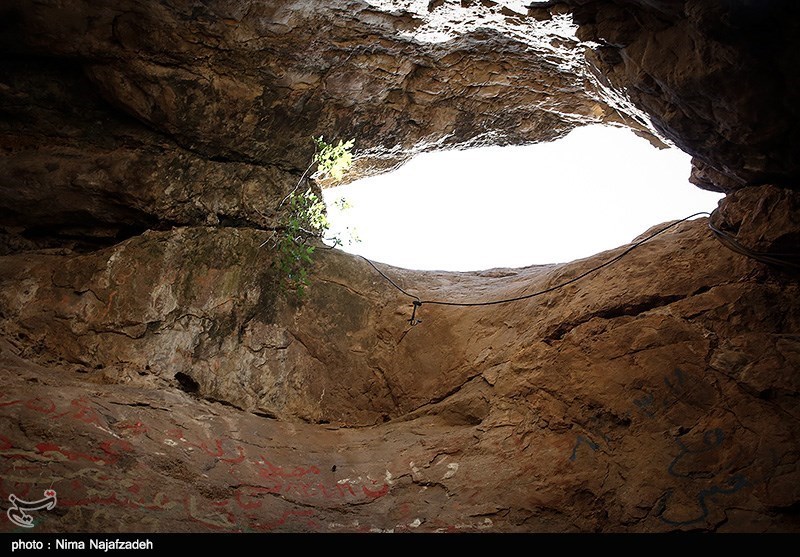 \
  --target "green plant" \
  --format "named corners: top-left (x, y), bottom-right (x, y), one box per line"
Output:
top-left (313, 137), bottom-right (354, 182)
top-left (276, 187), bottom-right (328, 299)
top-left (272, 136), bottom-right (354, 299)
